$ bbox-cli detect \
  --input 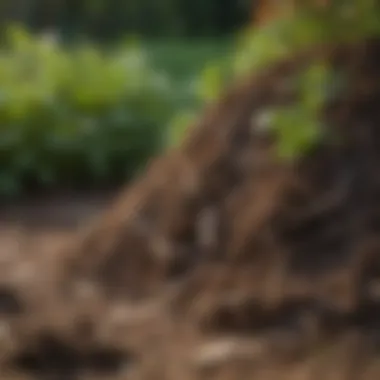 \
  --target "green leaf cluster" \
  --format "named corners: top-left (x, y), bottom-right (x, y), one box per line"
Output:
top-left (0, 26), bottom-right (175, 197)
